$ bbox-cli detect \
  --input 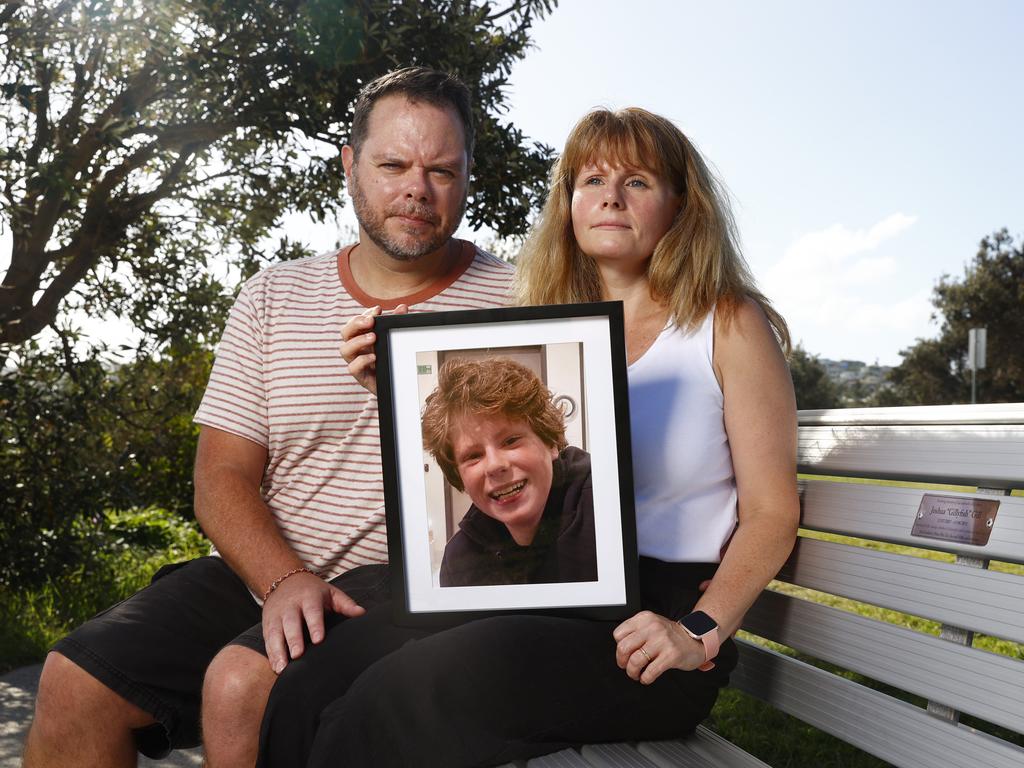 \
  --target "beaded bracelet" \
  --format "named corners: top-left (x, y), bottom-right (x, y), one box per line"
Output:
top-left (262, 566), bottom-right (319, 602)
